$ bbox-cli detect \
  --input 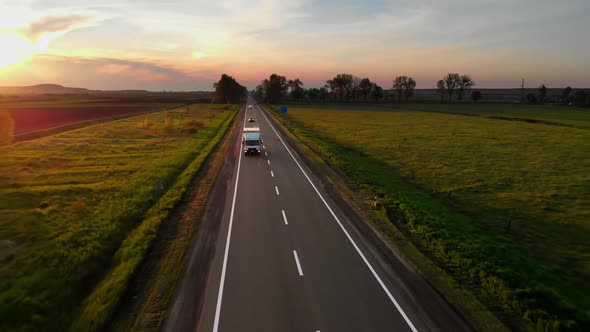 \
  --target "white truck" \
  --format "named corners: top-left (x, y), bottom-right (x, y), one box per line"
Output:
top-left (242, 127), bottom-right (262, 155)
